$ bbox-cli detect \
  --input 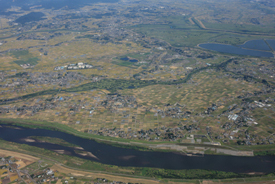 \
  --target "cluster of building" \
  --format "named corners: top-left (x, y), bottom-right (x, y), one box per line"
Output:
top-left (16, 32), bottom-right (63, 41)
top-left (54, 62), bottom-right (93, 71)
top-left (19, 63), bottom-right (35, 69)
top-left (156, 104), bottom-right (191, 119)
top-left (29, 168), bottom-right (57, 183)
top-left (204, 104), bottom-right (218, 114)
top-left (0, 101), bottom-right (58, 116)
top-left (213, 97), bottom-right (275, 145)
top-left (0, 71), bottom-right (87, 90)
top-left (101, 94), bottom-right (138, 110)
top-left (89, 124), bottom-right (200, 141)
top-left (254, 100), bottom-right (272, 108)
top-left (0, 156), bottom-right (57, 184)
